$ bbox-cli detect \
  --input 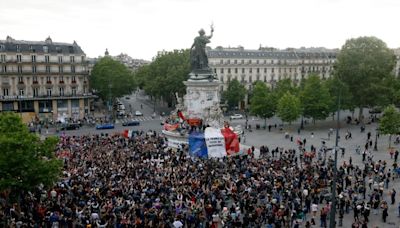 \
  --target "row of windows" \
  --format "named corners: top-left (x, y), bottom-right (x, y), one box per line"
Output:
top-left (214, 66), bottom-right (332, 74)
top-left (17, 75), bottom-right (78, 83)
top-left (0, 54), bottom-right (84, 63)
top-left (216, 58), bottom-right (334, 65)
top-left (0, 44), bottom-right (76, 54)
top-left (1, 65), bottom-right (78, 73)
top-left (218, 73), bottom-right (327, 83)
top-left (2, 87), bottom-right (83, 97)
